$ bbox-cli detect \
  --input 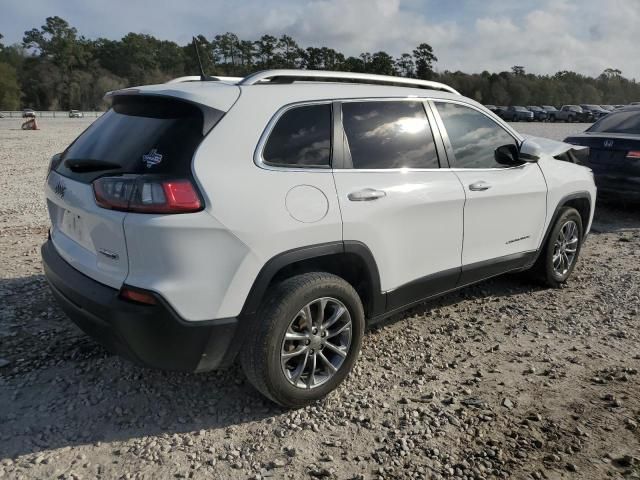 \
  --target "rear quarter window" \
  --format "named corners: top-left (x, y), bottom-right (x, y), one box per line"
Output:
top-left (262, 104), bottom-right (332, 168)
